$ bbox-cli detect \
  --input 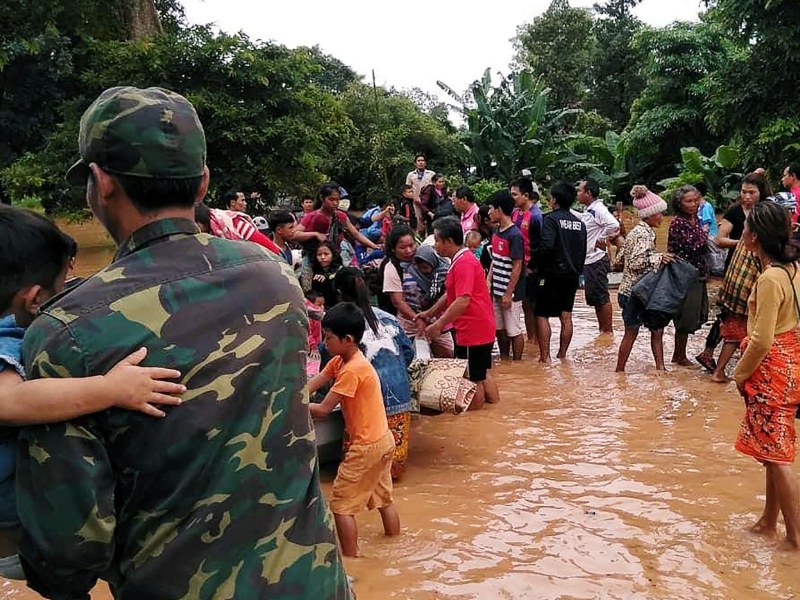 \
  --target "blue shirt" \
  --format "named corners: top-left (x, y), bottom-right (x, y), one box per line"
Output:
top-left (698, 201), bottom-right (718, 237)
top-left (0, 314), bottom-right (25, 524)
top-left (0, 314), bottom-right (25, 379)
top-left (359, 207), bottom-right (384, 237)
top-left (360, 308), bottom-right (415, 416)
